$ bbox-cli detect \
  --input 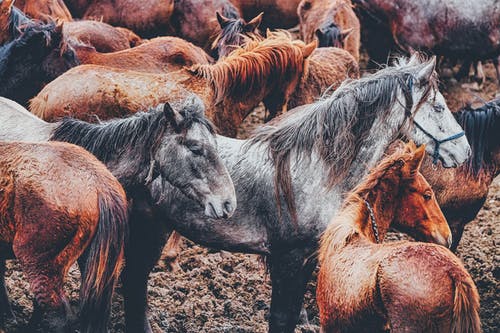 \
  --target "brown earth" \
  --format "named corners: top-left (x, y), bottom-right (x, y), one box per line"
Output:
top-left (3, 62), bottom-right (499, 333)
